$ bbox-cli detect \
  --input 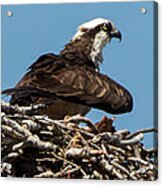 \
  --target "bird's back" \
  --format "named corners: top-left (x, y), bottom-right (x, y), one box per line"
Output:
top-left (3, 53), bottom-right (133, 119)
